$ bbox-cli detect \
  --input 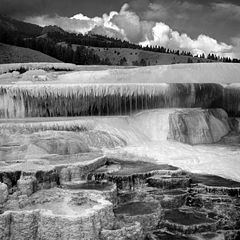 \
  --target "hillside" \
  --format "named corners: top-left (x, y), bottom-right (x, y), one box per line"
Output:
top-left (0, 15), bottom-right (239, 65)
top-left (0, 43), bottom-right (61, 64)
top-left (72, 45), bottom-right (210, 65)
top-left (0, 15), bottom-right (42, 37)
